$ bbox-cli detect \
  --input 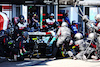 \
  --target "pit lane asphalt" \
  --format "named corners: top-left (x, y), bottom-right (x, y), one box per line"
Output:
top-left (0, 58), bottom-right (49, 67)
top-left (1, 58), bottom-right (100, 67)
